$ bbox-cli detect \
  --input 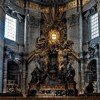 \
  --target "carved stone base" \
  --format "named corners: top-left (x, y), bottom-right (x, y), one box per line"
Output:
top-left (29, 84), bottom-right (66, 96)
top-left (66, 83), bottom-right (78, 96)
